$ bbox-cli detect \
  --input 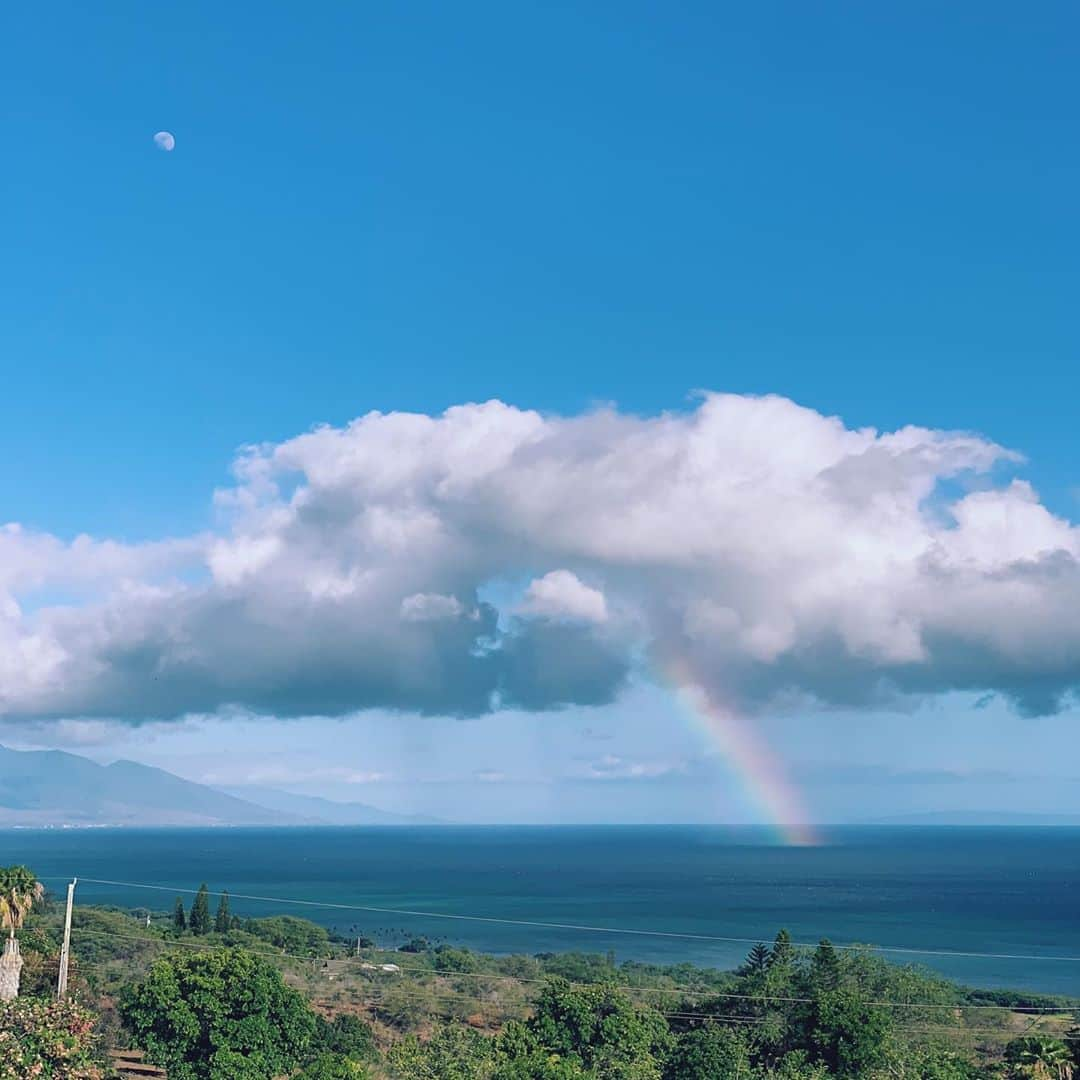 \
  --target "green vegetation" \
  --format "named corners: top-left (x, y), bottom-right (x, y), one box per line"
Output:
top-left (0, 863), bottom-right (44, 939)
top-left (0, 997), bottom-right (104, 1079)
top-left (120, 948), bottom-right (319, 1079)
top-left (214, 892), bottom-right (231, 934)
top-left (242, 914), bottom-right (332, 955)
top-left (189, 884), bottom-right (213, 936)
top-left (8, 869), bottom-right (1080, 1079)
